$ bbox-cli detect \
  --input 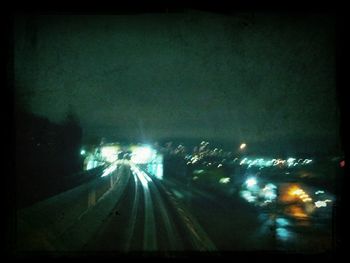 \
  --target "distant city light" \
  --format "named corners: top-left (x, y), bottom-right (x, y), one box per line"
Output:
top-left (190, 155), bottom-right (199, 164)
top-left (246, 177), bottom-right (257, 188)
top-left (314, 200), bottom-right (327, 208)
top-left (80, 149), bottom-right (86, 155)
top-left (240, 190), bottom-right (256, 203)
top-left (315, 190), bottom-right (325, 195)
top-left (303, 159), bottom-right (313, 164)
top-left (287, 205), bottom-right (308, 219)
top-left (302, 197), bottom-right (312, 202)
top-left (264, 190), bottom-right (277, 200)
top-left (276, 227), bottom-right (291, 241)
top-left (219, 177), bottom-right (230, 184)
top-left (286, 186), bottom-right (312, 203)
top-left (262, 183), bottom-right (277, 200)
top-left (276, 218), bottom-right (290, 227)
top-left (239, 143), bottom-right (246, 150)
top-left (240, 158), bottom-right (248, 165)
top-left (237, 156), bottom-right (314, 168)
top-left (291, 189), bottom-right (304, 196)
top-left (286, 157), bottom-right (297, 167)
top-left (265, 183), bottom-right (277, 189)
